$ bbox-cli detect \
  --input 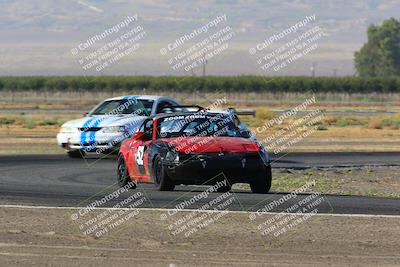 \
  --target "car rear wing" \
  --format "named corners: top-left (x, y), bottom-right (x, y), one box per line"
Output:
top-left (160, 105), bottom-right (204, 113)
top-left (227, 108), bottom-right (256, 117)
top-left (161, 105), bottom-right (256, 117)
